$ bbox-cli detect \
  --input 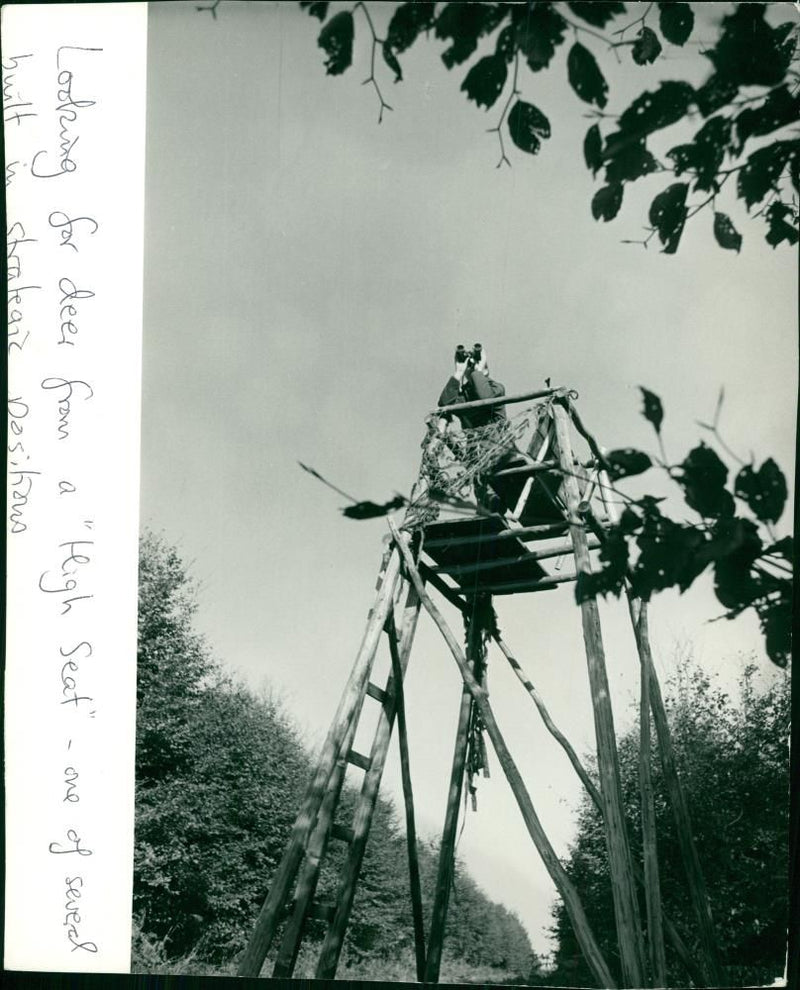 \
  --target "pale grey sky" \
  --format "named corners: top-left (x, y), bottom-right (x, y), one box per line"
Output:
top-left (141, 1), bottom-right (797, 959)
